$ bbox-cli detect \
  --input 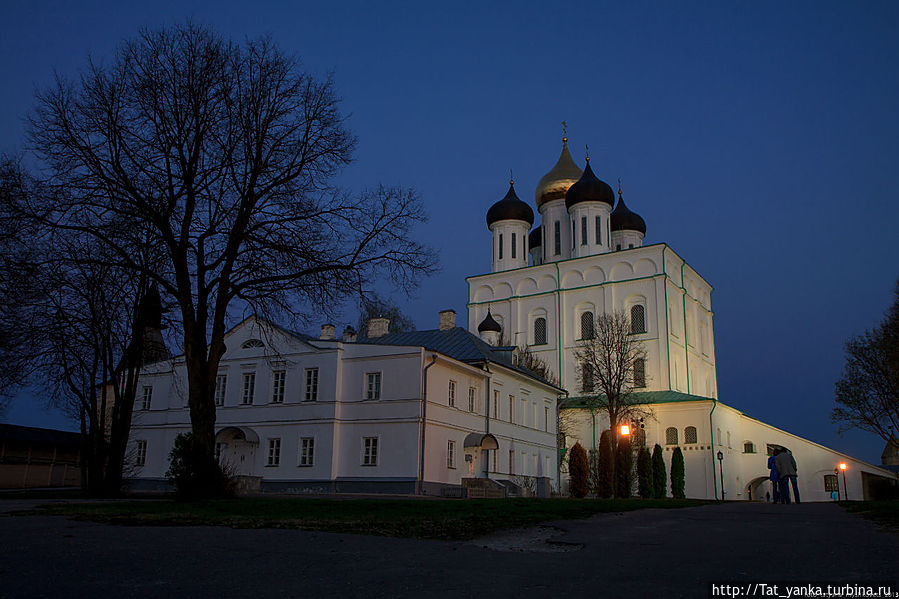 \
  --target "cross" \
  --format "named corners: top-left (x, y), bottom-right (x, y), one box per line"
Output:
top-left (562, 121), bottom-right (567, 139)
